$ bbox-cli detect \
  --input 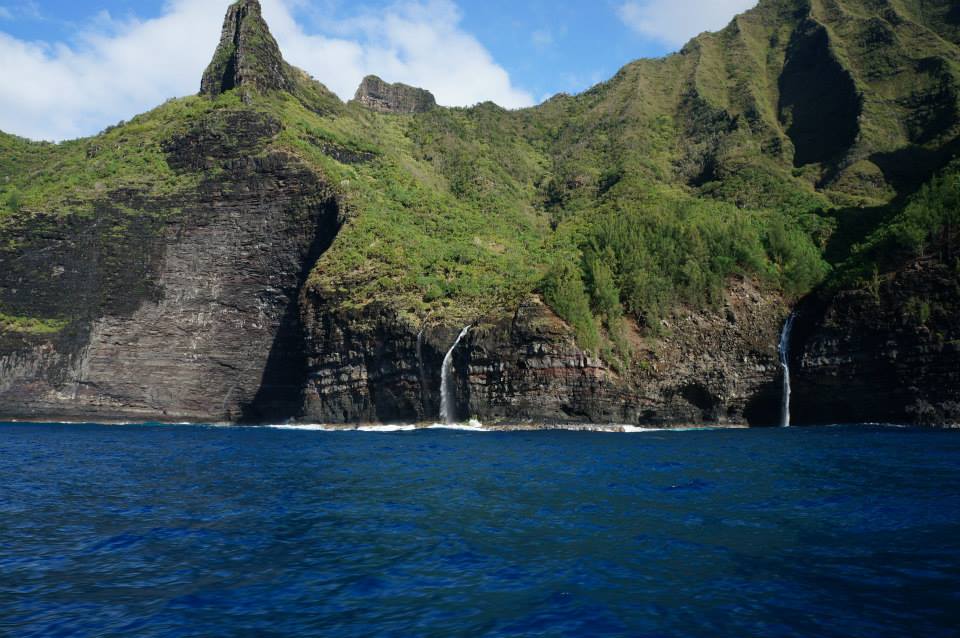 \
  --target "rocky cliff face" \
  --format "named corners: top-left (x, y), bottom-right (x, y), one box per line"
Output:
top-left (298, 279), bottom-right (788, 426)
top-left (1, 0), bottom-right (958, 428)
top-left (0, 111), bottom-right (341, 423)
top-left (792, 259), bottom-right (960, 426)
top-left (352, 76), bottom-right (437, 114)
top-left (200, 0), bottom-right (293, 98)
